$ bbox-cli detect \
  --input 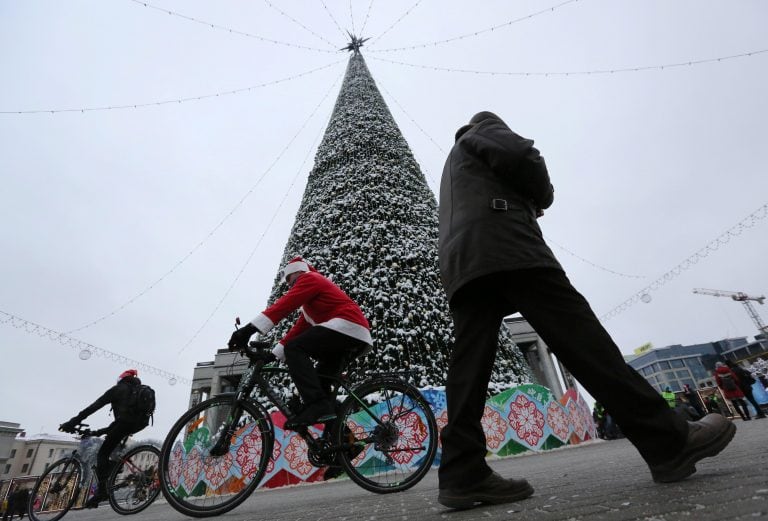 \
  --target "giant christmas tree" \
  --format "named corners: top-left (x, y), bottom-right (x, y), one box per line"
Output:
top-left (264, 42), bottom-right (531, 390)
